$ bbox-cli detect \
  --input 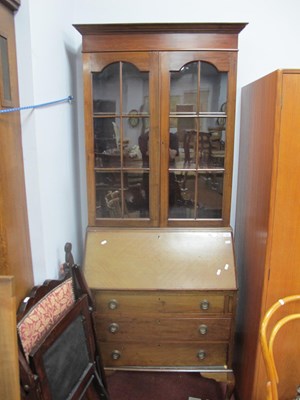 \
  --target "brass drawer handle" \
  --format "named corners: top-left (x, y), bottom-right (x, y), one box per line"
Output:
top-left (108, 299), bottom-right (118, 310)
top-left (111, 350), bottom-right (121, 360)
top-left (197, 350), bottom-right (206, 360)
top-left (200, 299), bottom-right (210, 311)
top-left (199, 324), bottom-right (208, 335)
top-left (108, 323), bottom-right (119, 334)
